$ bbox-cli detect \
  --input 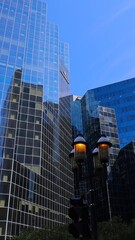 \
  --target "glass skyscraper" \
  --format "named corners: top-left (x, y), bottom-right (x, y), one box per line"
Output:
top-left (86, 78), bottom-right (135, 147)
top-left (0, 1), bottom-right (73, 239)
